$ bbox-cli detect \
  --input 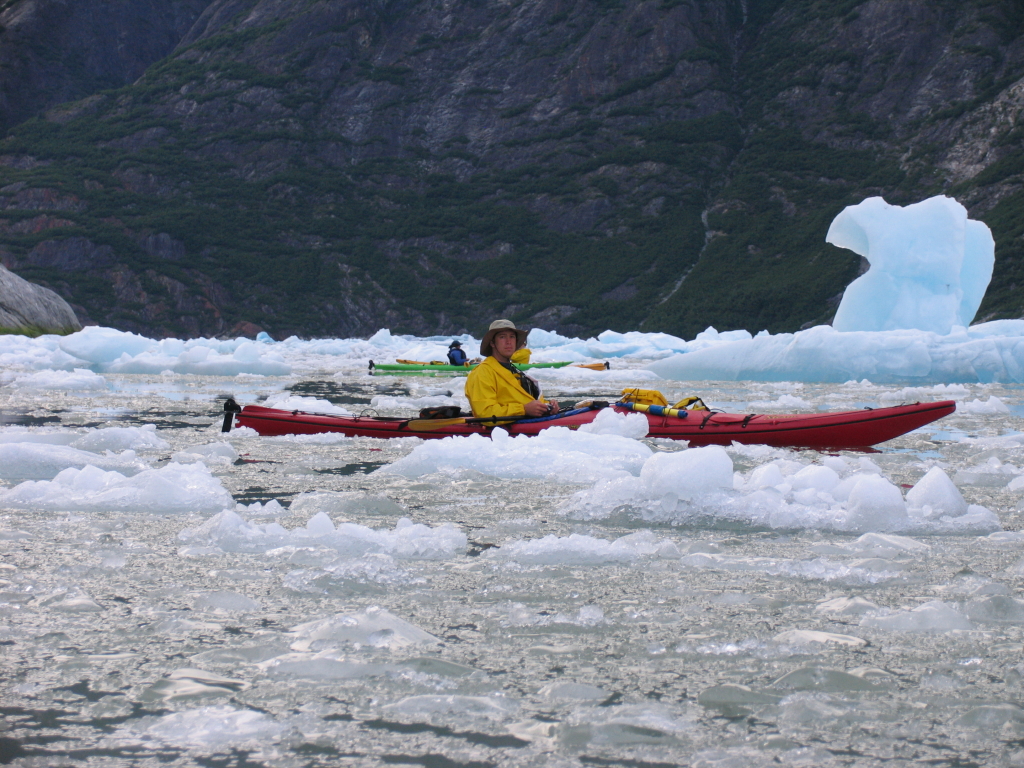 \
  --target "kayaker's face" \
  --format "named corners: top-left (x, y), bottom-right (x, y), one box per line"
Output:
top-left (492, 330), bottom-right (518, 361)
